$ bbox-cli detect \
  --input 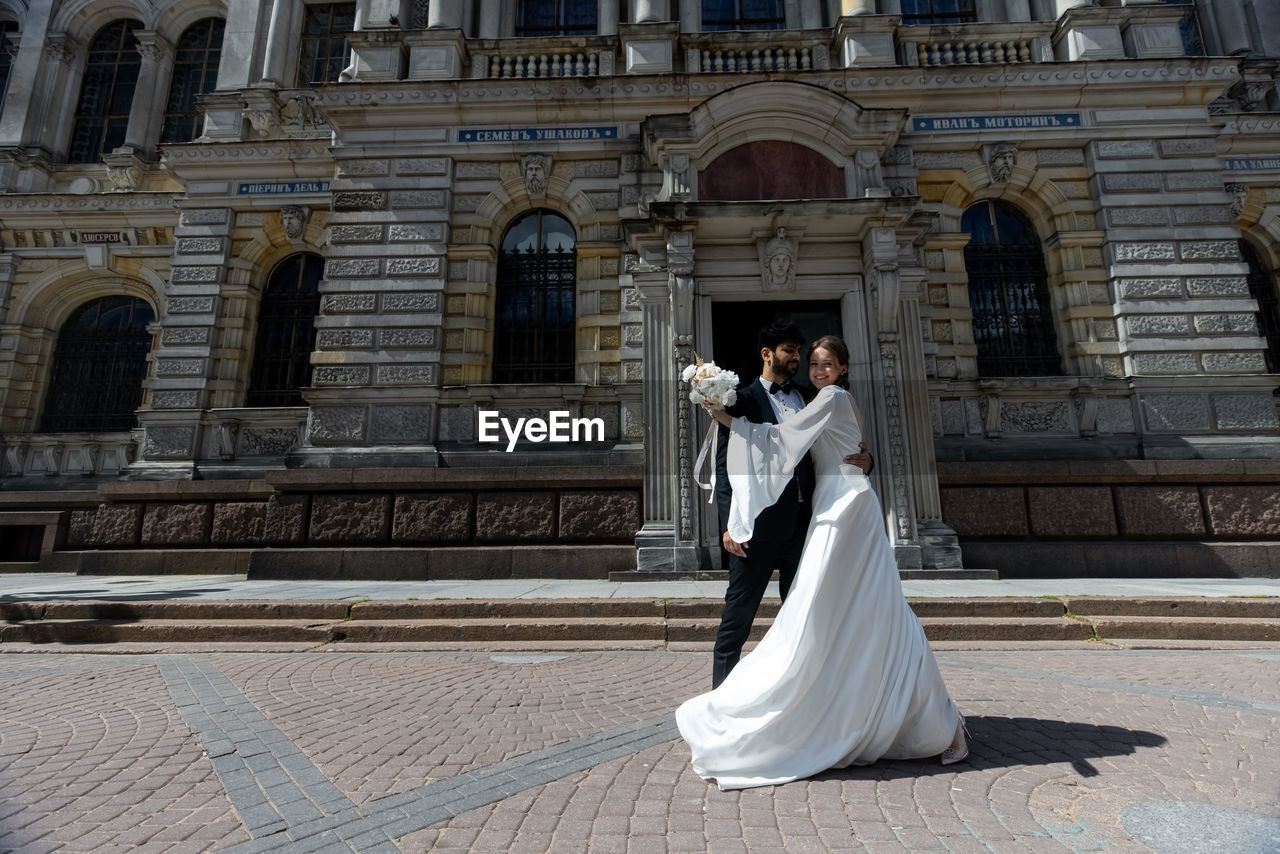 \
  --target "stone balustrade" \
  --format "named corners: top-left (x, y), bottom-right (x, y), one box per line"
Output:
top-left (900, 23), bottom-right (1054, 67)
top-left (468, 36), bottom-right (617, 79)
top-left (1, 432), bottom-right (138, 478)
top-left (683, 31), bottom-right (831, 74)
top-left (482, 51), bottom-right (602, 79)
